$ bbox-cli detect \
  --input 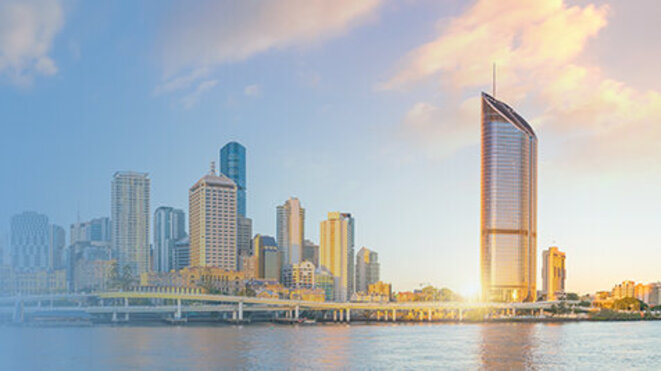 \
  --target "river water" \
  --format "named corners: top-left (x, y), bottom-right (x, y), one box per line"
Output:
top-left (0, 321), bottom-right (659, 369)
